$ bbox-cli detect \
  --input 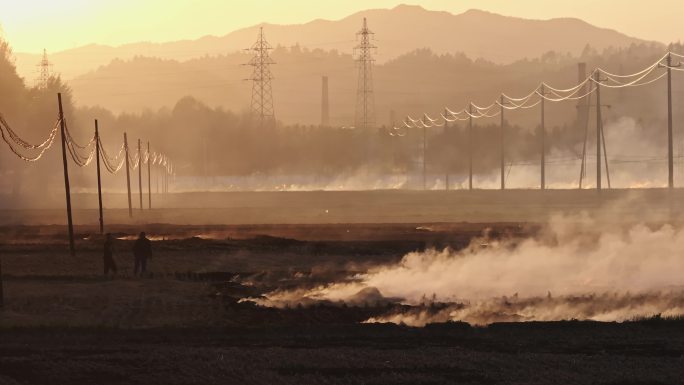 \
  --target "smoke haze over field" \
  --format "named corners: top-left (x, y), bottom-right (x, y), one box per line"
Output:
top-left (4, 5), bottom-right (684, 384)
top-left (247, 207), bottom-right (684, 325)
top-left (0, 5), bottom-right (684, 199)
